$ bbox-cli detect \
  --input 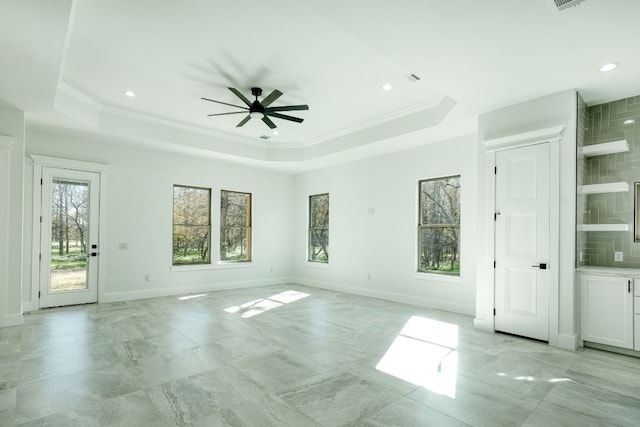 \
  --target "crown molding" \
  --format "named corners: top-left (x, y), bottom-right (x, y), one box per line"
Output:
top-left (483, 125), bottom-right (566, 151)
top-left (0, 135), bottom-right (16, 149)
